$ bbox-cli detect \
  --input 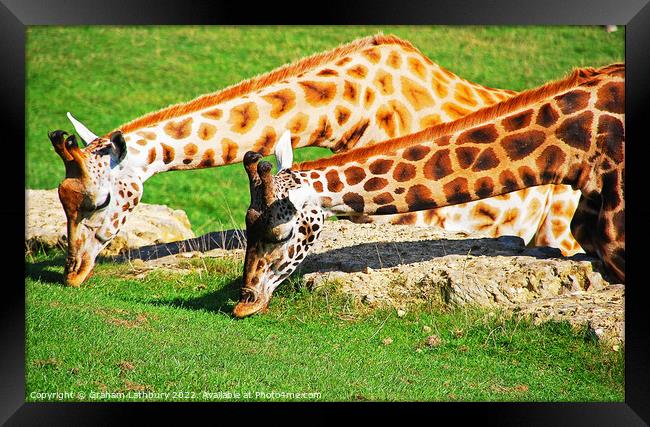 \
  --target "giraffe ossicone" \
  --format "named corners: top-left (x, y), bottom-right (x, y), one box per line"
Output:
top-left (234, 63), bottom-right (625, 318)
top-left (67, 112), bottom-right (98, 146)
top-left (48, 33), bottom-right (583, 287)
